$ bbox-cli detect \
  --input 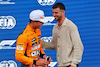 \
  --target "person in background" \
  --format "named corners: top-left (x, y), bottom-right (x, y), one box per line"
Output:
top-left (42, 2), bottom-right (84, 67)
top-left (15, 10), bottom-right (52, 67)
